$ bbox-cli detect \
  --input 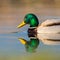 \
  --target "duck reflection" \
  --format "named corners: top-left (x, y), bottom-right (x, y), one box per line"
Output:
top-left (37, 33), bottom-right (60, 45)
top-left (18, 28), bottom-right (60, 52)
top-left (18, 28), bottom-right (39, 52)
top-left (18, 38), bottom-right (39, 52)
